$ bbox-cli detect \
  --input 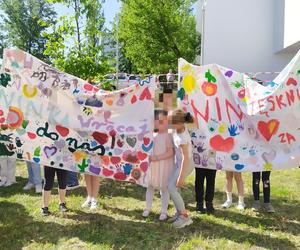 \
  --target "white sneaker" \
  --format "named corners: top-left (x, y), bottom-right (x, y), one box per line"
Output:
top-left (172, 215), bottom-right (193, 229)
top-left (168, 212), bottom-right (179, 223)
top-left (159, 213), bottom-right (168, 221)
top-left (81, 198), bottom-right (92, 208)
top-left (222, 200), bottom-right (232, 209)
top-left (23, 182), bottom-right (35, 191)
top-left (35, 185), bottom-right (42, 193)
top-left (90, 200), bottom-right (98, 210)
top-left (237, 202), bottom-right (245, 210)
top-left (4, 181), bottom-right (14, 187)
top-left (0, 180), bottom-right (6, 187)
top-left (142, 209), bottom-right (150, 217)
